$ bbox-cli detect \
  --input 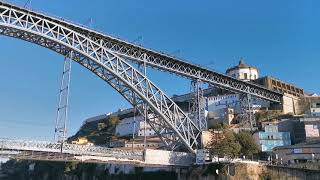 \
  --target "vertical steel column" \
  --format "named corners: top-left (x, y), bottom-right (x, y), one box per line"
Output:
top-left (138, 54), bottom-right (148, 150)
top-left (189, 80), bottom-right (207, 130)
top-left (132, 106), bottom-right (136, 152)
top-left (247, 94), bottom-right (253, 131)
top-left (239, 94), bottom-right (255, 131)
top-left (54, 53), bottom-right (72, 144)
top-left (239, 94), bottom-right (248, 125)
